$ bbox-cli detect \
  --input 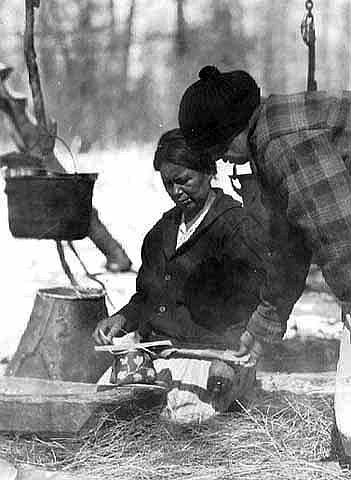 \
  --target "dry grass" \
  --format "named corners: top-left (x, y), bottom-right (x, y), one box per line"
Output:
top-left (0, 388), bottom-right (350, 479)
